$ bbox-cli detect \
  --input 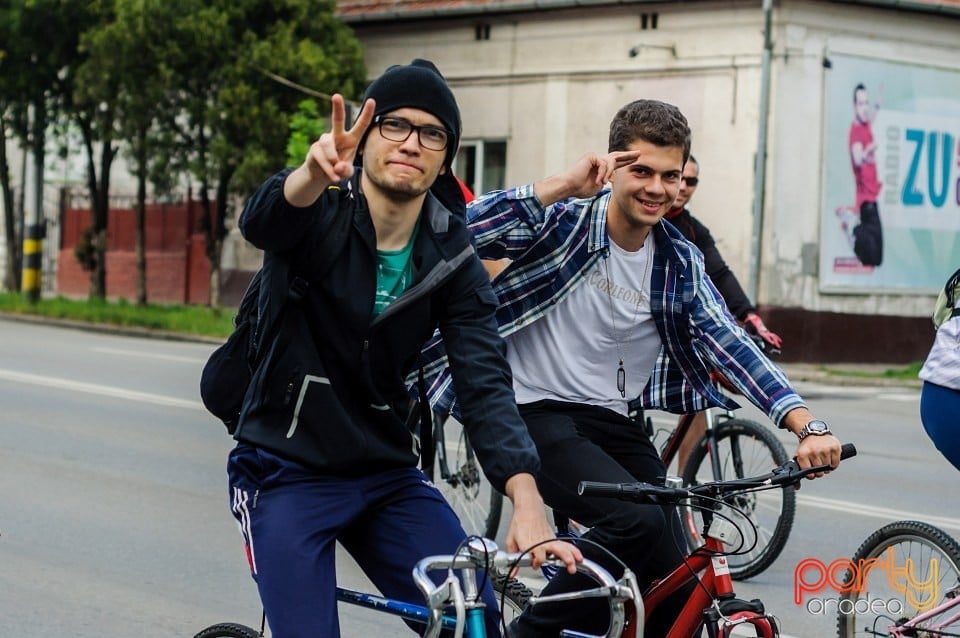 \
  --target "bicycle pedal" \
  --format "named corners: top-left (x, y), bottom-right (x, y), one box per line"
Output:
top-left (947, 585), bottom-right (960, 599)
